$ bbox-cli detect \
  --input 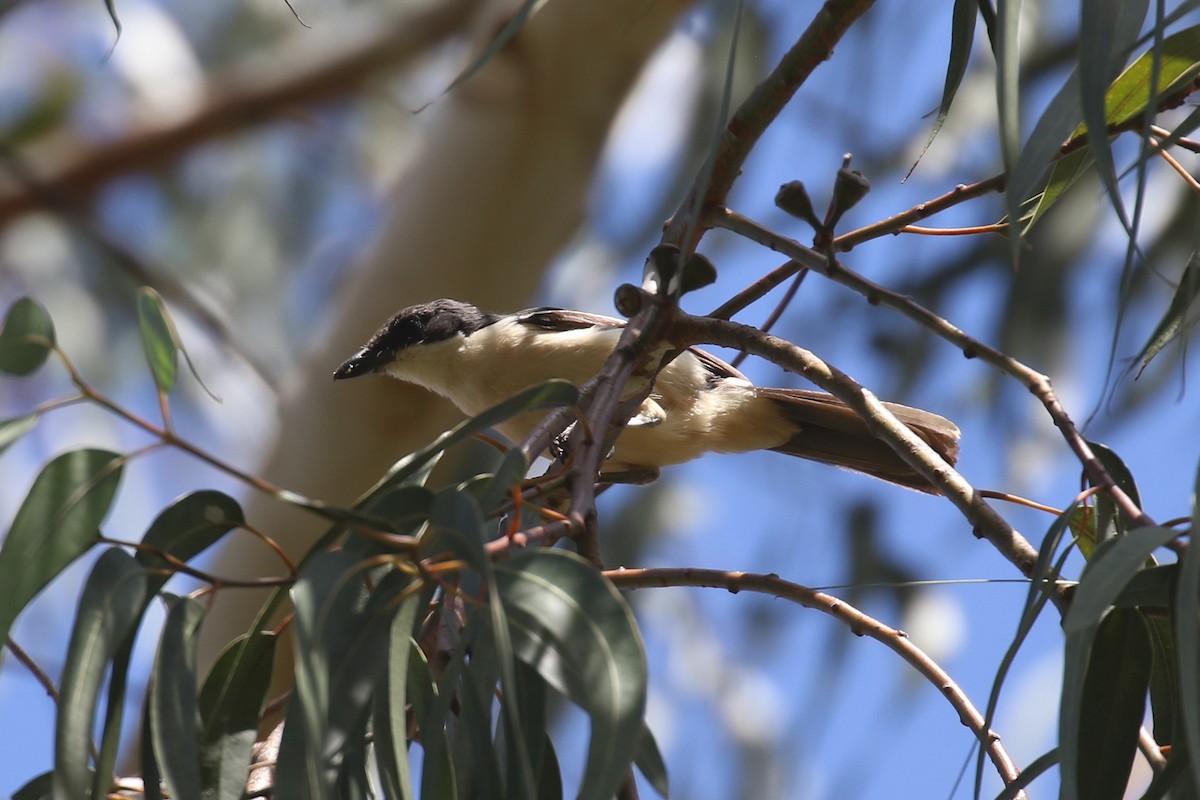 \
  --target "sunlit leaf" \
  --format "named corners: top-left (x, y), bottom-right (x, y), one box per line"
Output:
top-left (1030, 23), bottom-right (1200, 225)
top-left (1066, 527), bottom-right (1178, 634)
top-left (54, 549), bottom-right (147, 800)
top-left (495, 550), bottom-right (647, 800)
top-left (0, 297), bottom-right (55, 376)
top-left (136, 287), bottom-right (218, 400)
top-left (0, 449), bottom-right (122, 643)
top-left (150, 595), bottom-right (206, 800)
top-left (137, 287), bottom-right (180, 394)
top-left (0, 413), bottom-right (39, 457)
